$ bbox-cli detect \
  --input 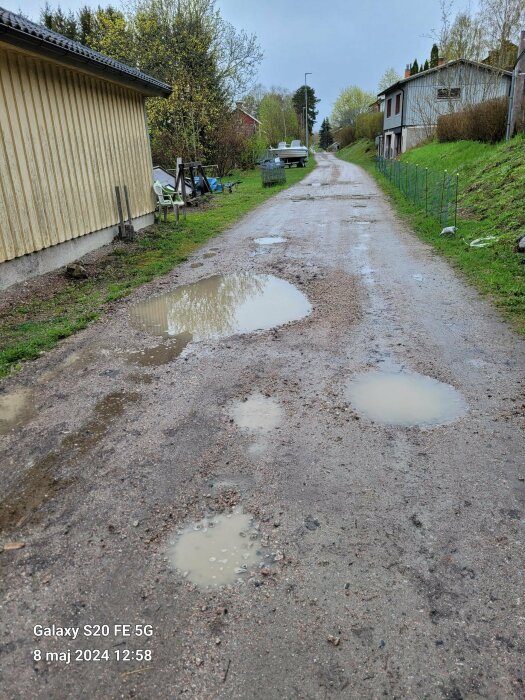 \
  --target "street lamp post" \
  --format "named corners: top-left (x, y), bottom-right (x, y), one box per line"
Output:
top-left (304, 72), bottom-right (312, 151)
